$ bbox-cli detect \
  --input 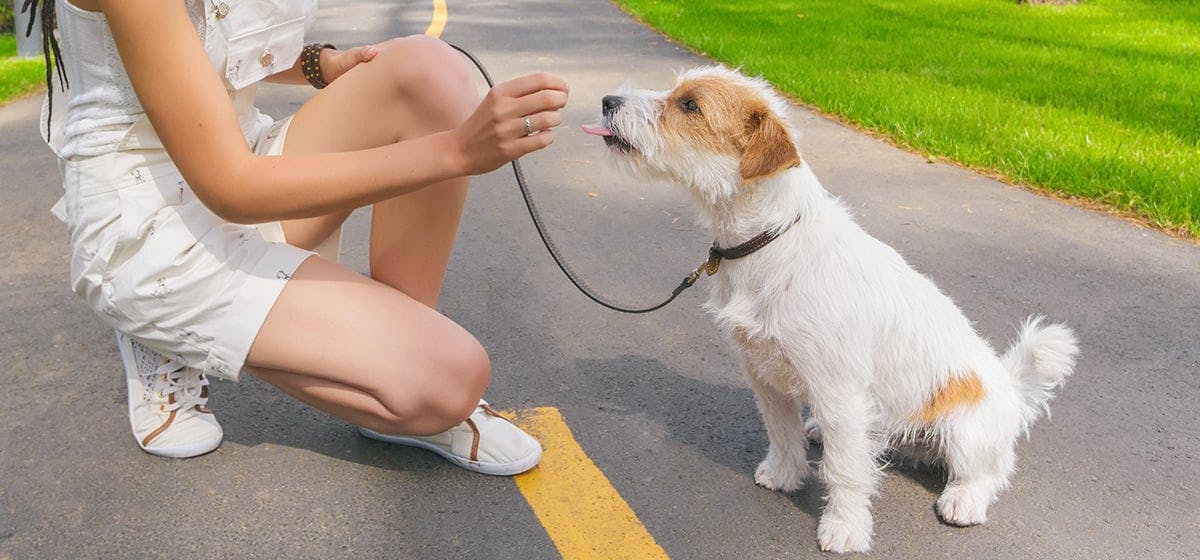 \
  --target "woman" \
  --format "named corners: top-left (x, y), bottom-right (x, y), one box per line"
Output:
top-left (32, 0), bottom-right (567, 475)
